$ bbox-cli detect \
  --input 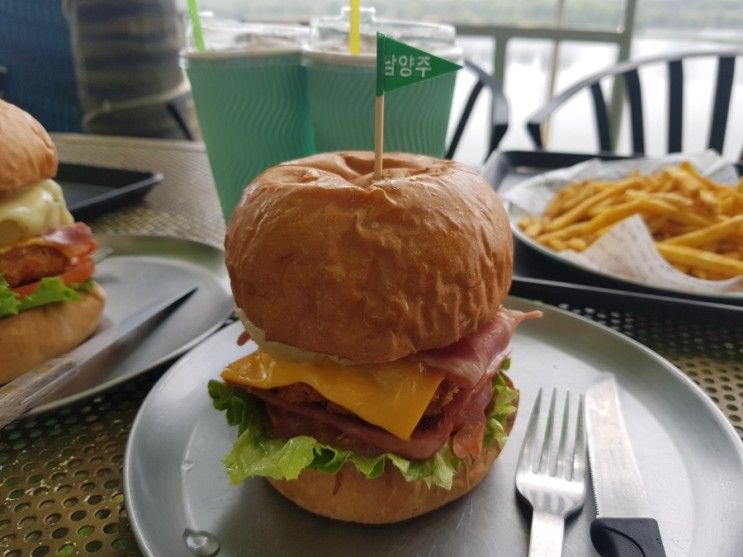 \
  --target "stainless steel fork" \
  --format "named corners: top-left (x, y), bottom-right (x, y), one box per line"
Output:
top-left (515, 388), bottom-right (587, 557)
top-left (92, 246), bottom-right (114, 263)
